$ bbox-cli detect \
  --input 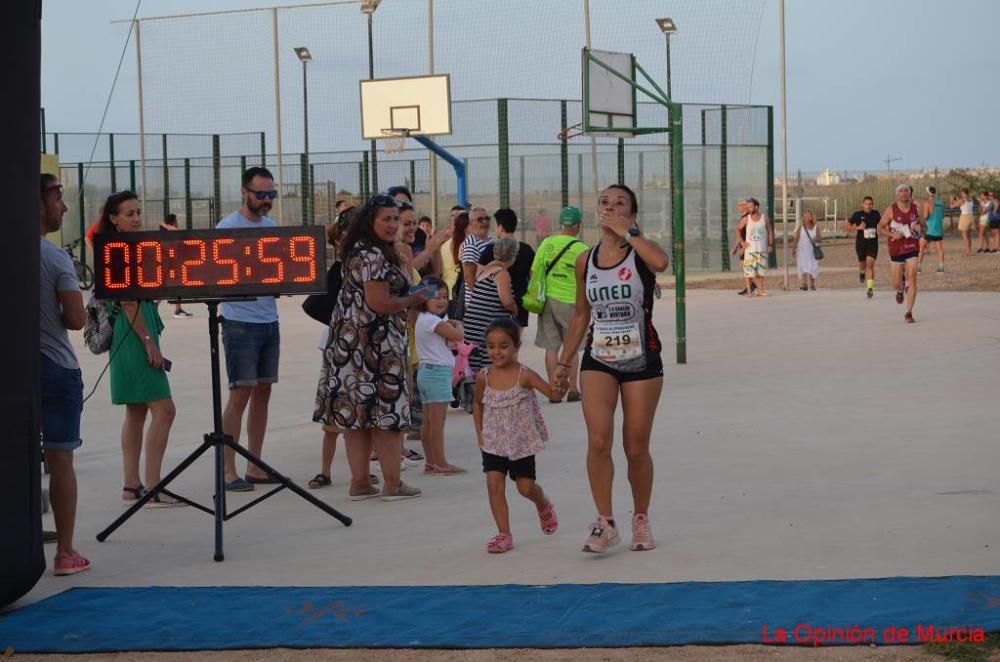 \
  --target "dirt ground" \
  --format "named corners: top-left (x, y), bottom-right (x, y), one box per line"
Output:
top-left (7, 645), bottom-right (974, 662)
top-left (669, 235), bottom-right (1000, 293)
